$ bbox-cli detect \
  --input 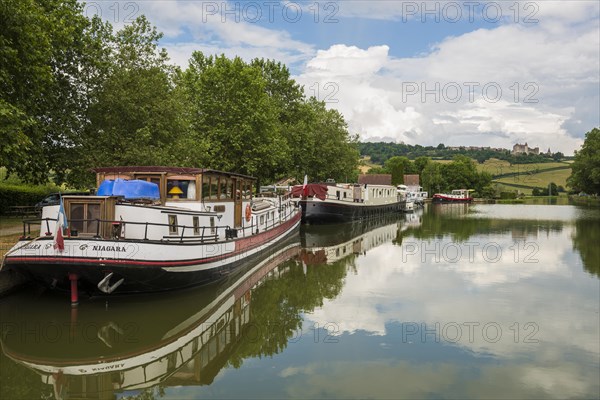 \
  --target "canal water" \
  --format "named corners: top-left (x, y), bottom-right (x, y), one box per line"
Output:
top-left (1, 204), bottom-right (599, 399)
